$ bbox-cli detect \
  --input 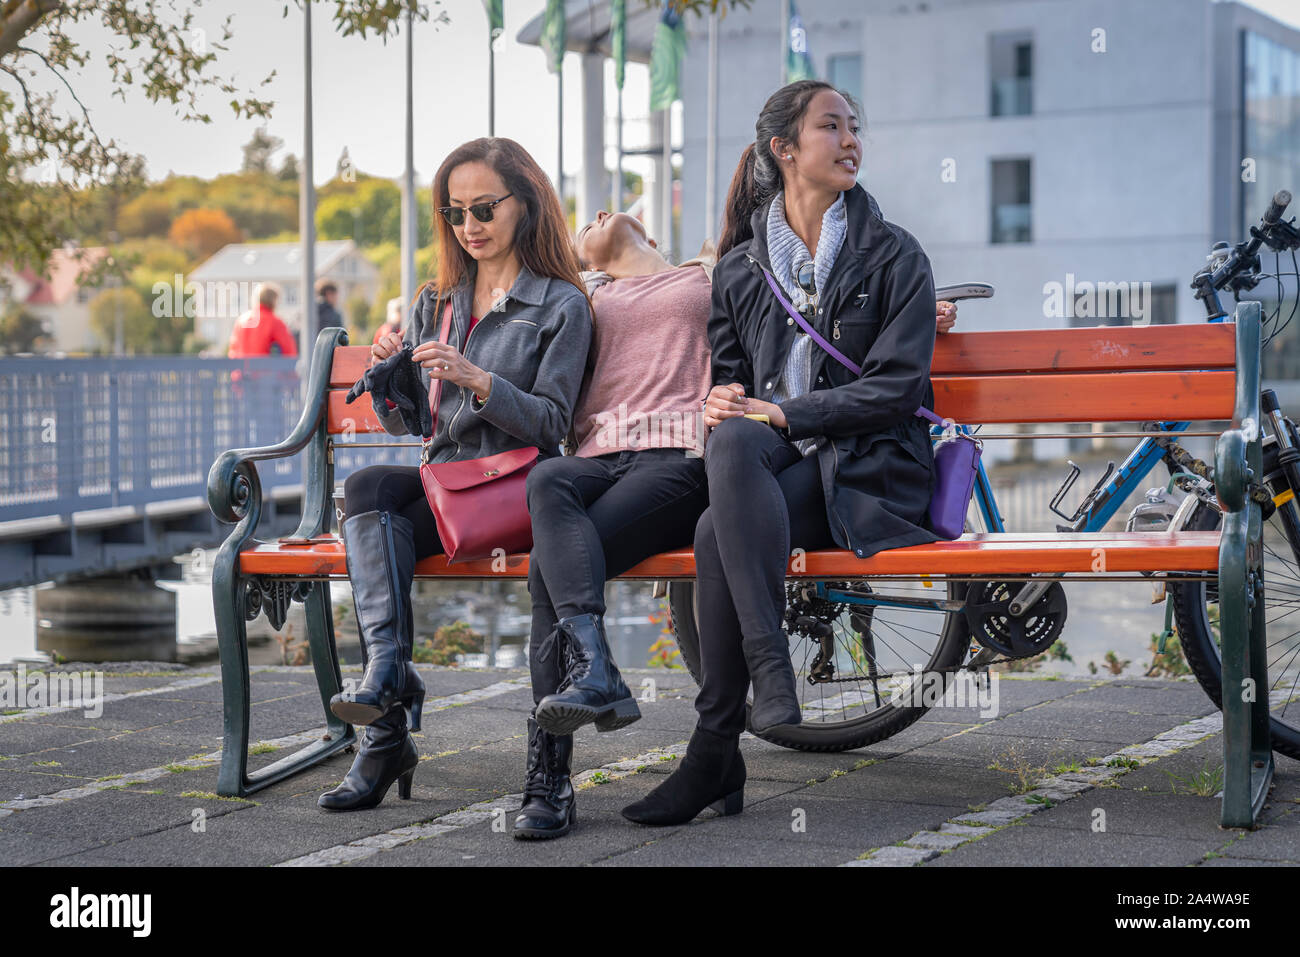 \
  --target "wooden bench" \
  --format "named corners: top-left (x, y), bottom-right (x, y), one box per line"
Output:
top-left (207, 303), bottom-right (1272, 828)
